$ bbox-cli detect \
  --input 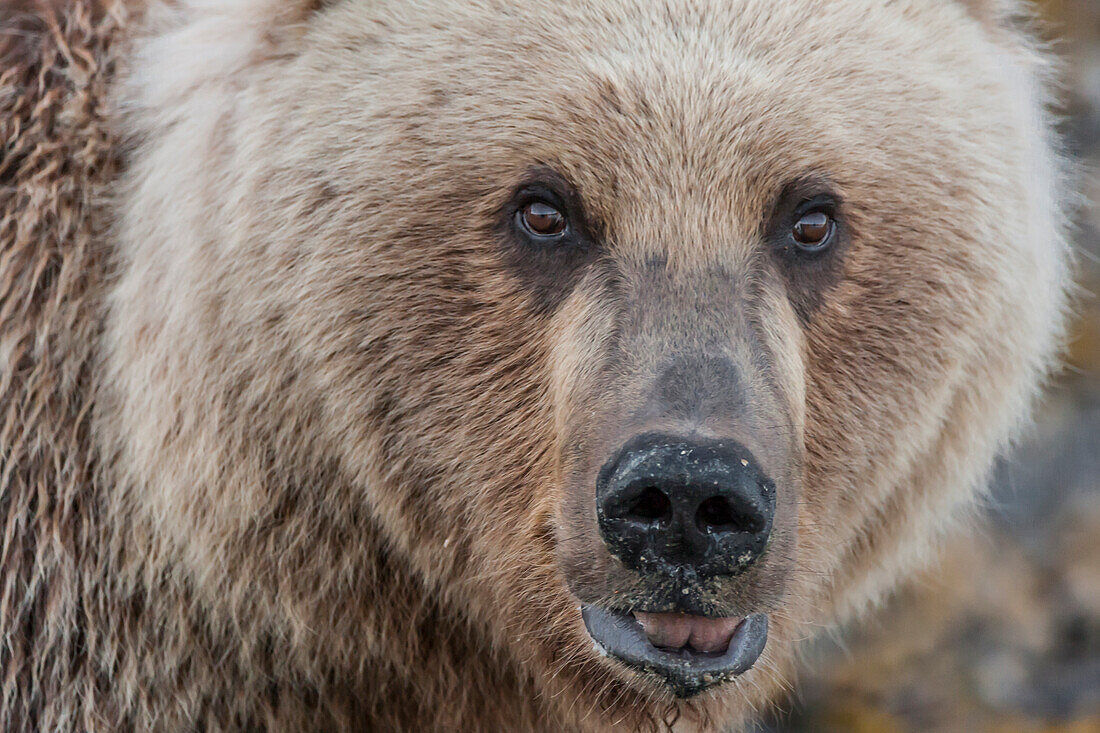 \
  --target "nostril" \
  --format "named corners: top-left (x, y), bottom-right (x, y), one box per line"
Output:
top-left (626, 486), bottom-right (672, 524)
top-left (696, 496), bottom-right (762, 534)
top-left (696, 496), bottom-right (736, 531)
